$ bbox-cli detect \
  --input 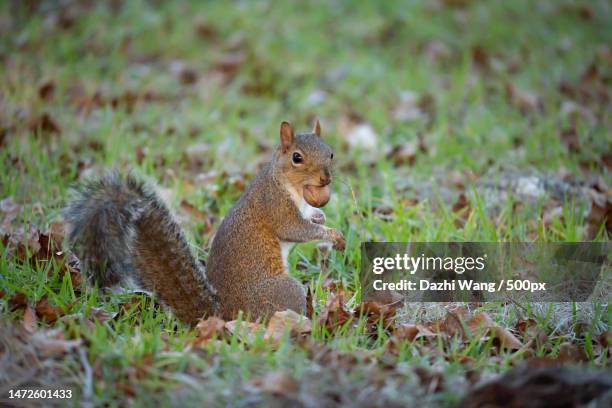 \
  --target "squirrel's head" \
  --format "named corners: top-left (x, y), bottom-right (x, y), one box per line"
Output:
top-left (275, 120), bottom-right (334, 208)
